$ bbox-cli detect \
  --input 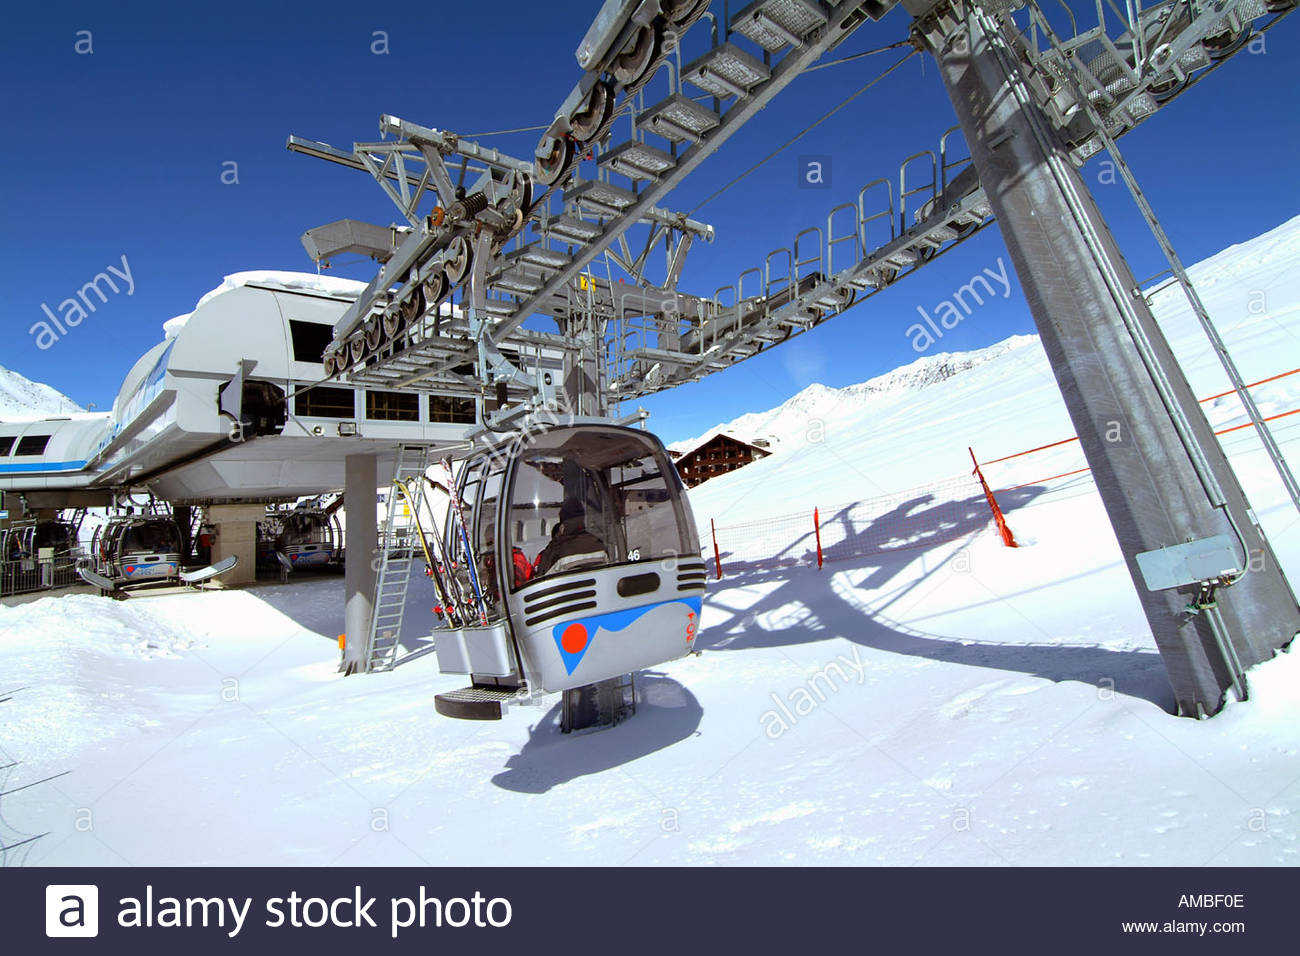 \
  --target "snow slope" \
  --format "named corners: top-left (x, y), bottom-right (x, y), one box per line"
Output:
top-left (2, 217), bottom-right (1299, 867)
top-left (0, 364), bottom-right (82, 418)
top-left (669, 334), bottom-right (1038, 455)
